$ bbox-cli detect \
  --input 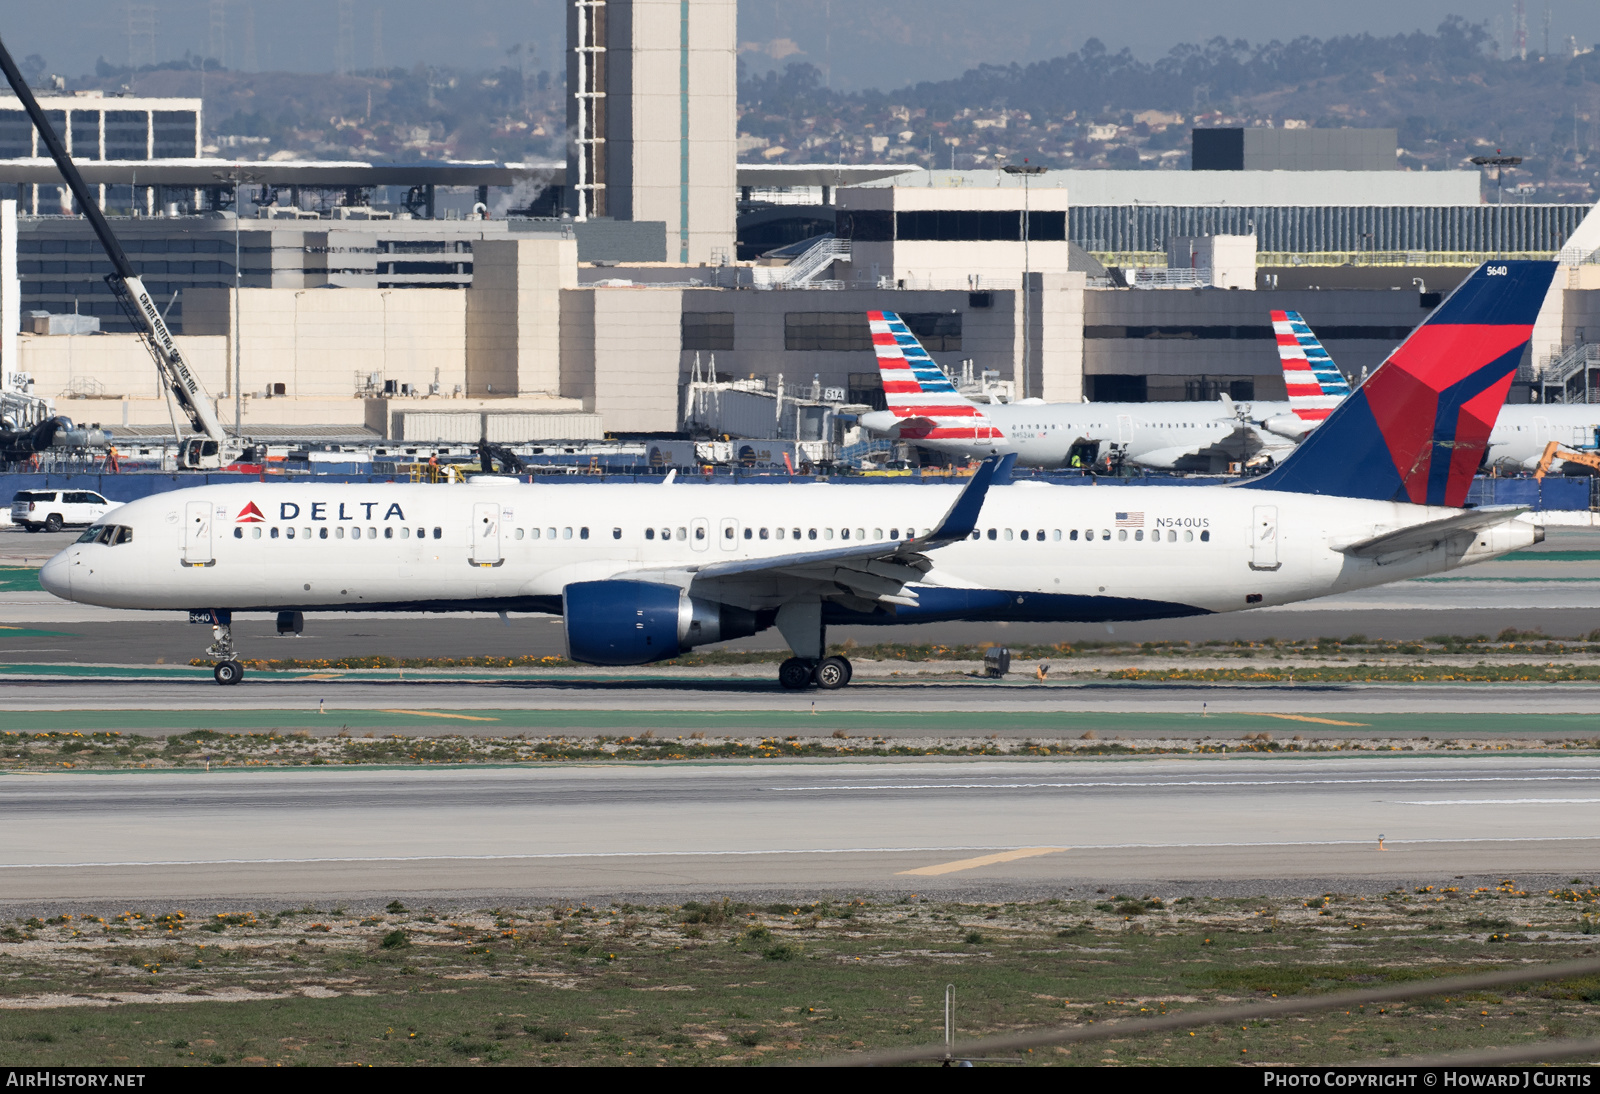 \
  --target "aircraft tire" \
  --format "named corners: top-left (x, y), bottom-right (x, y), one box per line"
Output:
top-left (814, 655), bottom-right (851, 690)
top-left (778, 657), bottom-right (814, 690)
top-left (213, 660), bottom-right (244, 686)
